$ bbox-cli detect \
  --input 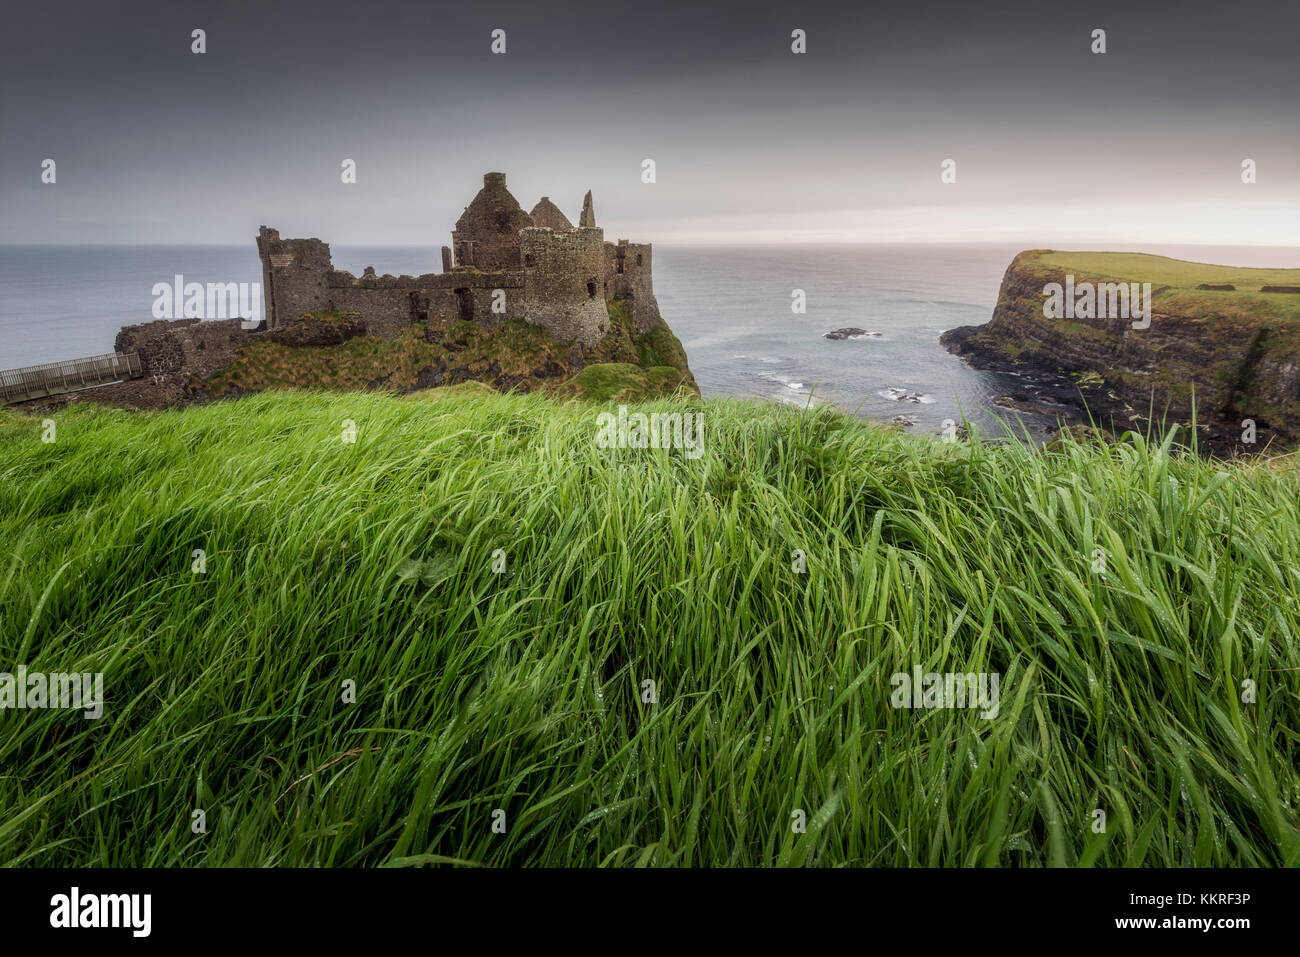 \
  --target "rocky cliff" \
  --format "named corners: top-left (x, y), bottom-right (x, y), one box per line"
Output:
top-left (942, 250), bottom-right (1300, 454)
top-left (201, 297), bottom-right (696, 403)
top-left (15, 297), bottom-right (696, 414)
